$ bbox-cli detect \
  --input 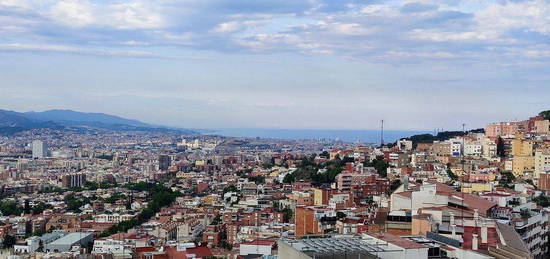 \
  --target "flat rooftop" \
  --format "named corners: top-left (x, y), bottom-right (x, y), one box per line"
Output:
top-left (281, 235), bottom-right (402, 258)
top-left (47, 232), bottom-right (92, 246)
